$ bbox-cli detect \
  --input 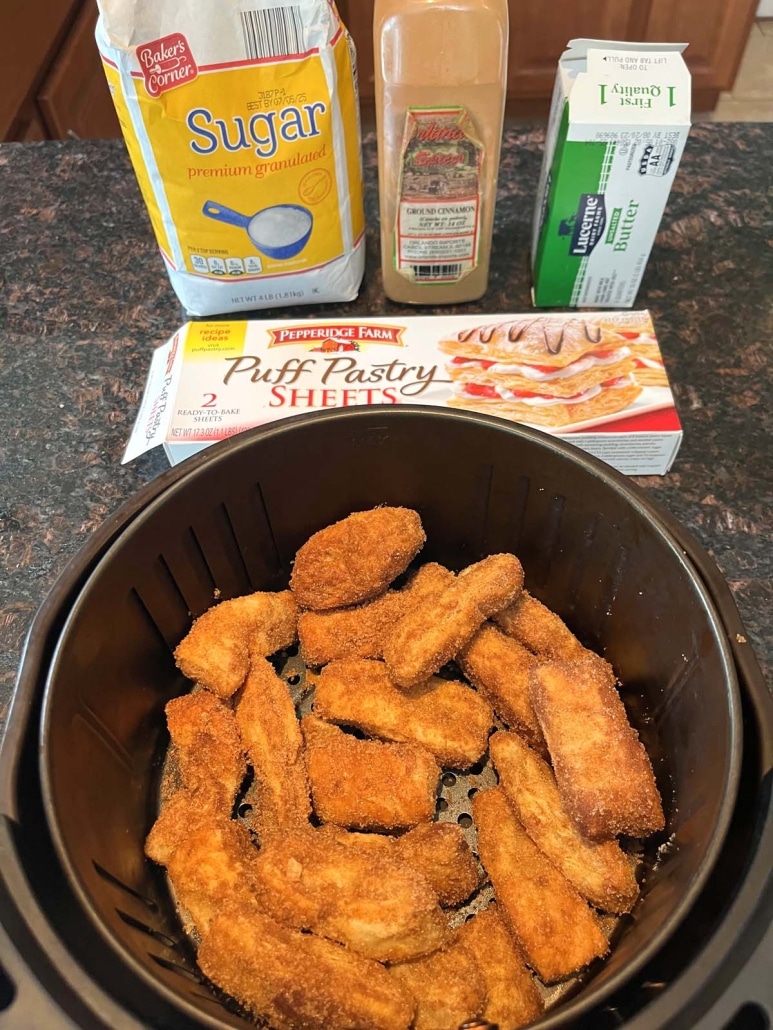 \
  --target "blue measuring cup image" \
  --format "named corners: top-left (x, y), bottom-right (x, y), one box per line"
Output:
top-left (202, 201), bottom-right (313, 260)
